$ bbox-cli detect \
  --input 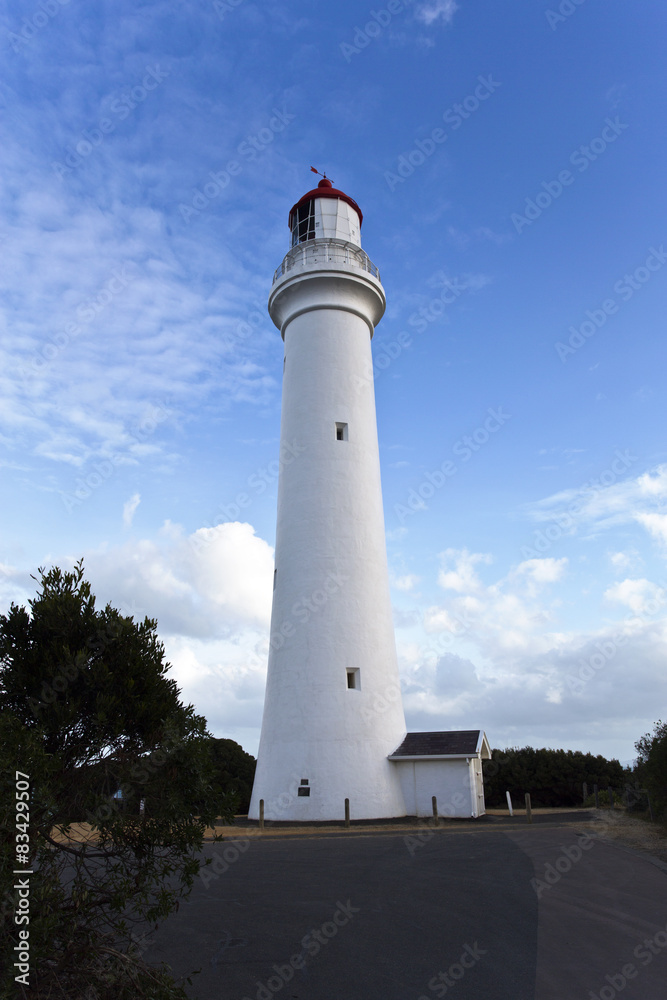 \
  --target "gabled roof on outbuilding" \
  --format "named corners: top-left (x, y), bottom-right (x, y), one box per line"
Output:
top-left (388, 730), bottom-right (491, 760)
